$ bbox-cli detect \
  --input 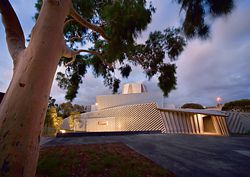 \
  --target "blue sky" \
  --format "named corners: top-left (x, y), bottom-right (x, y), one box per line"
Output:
top-left (0, 0), bottom-right (250, 107)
